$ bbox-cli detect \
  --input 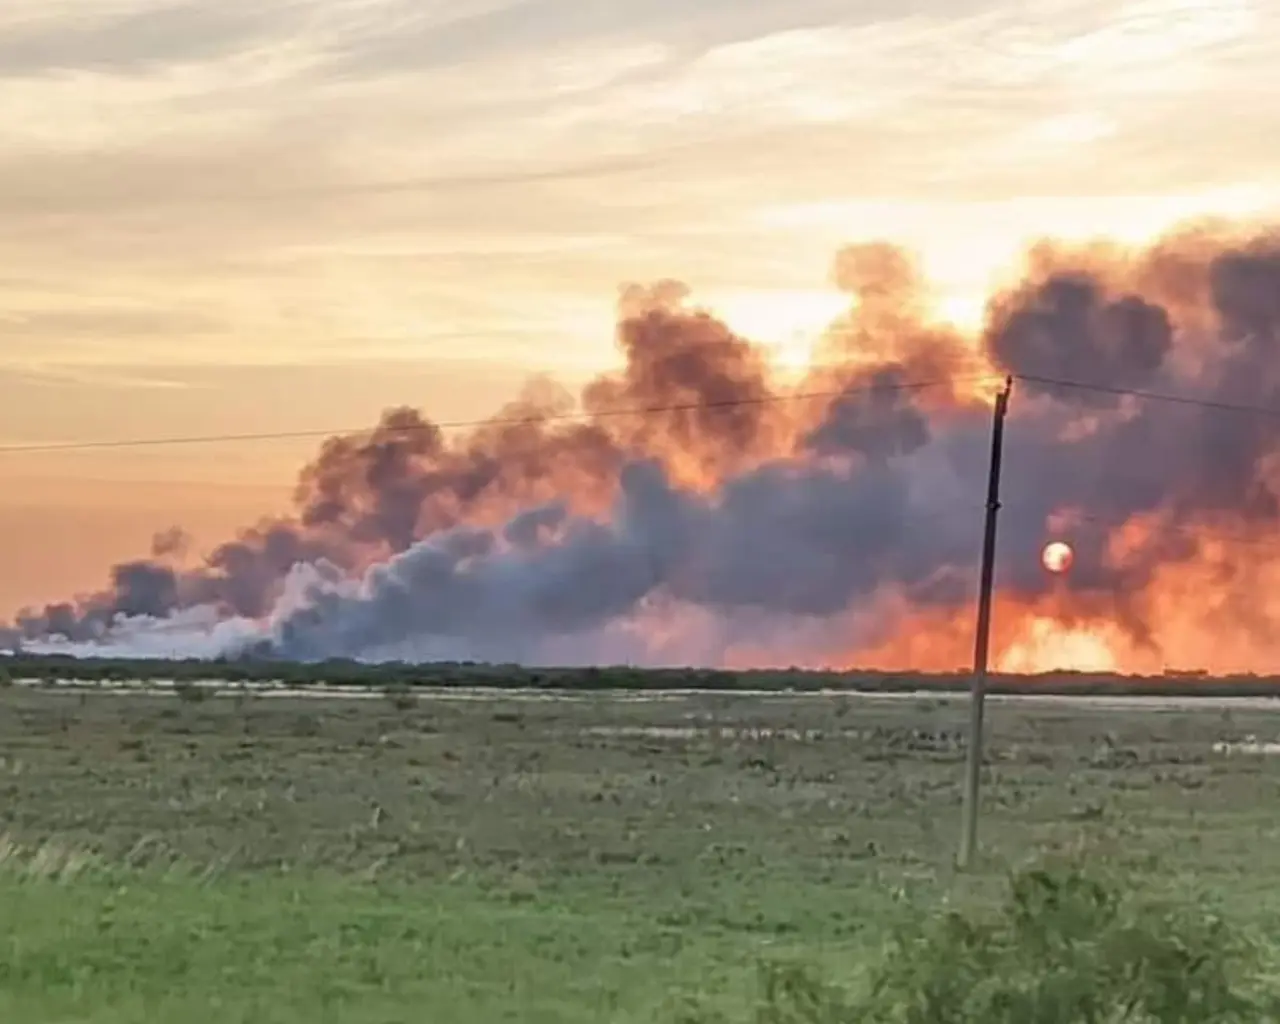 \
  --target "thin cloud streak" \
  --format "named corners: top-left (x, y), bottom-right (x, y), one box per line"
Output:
top-left (0, 0), bottom-right (1276, 376)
